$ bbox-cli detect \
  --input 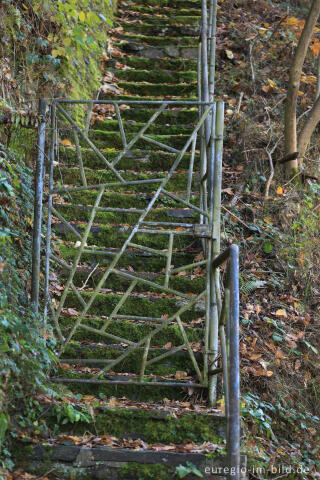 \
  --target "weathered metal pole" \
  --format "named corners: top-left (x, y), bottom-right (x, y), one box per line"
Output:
top-left (228, 244), bottom-right (240, 479)
top-left (44, 103), bottom-right (55, 324)
top-left (31, 99), bottom-right (47, 313)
